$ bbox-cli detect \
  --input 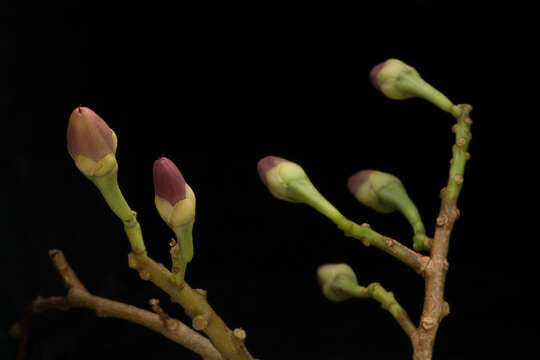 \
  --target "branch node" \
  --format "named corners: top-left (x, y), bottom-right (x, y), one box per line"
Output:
top-left (439, 187), bottom-right (447, 199)
top-left (441, 301), bottom-right (451, 318)
top-left (436, 215), bottom-right (448, 227)
top-left (443, 259), bottom-right (450, 271)
top-left (192, 314), bottom-right (209, 331)
top-left (195, 288), bottom-right (208, 298)
top-left (421, 317), bottom-right (436, 330)
top-left (232, 328), bottom-right (247, 343)
top-left (139, 270), bottom-right (151, 281)
top-left (149, 298), bottom-right (178, 332)
top-left (359, 223), bottom-right (371, 247)
top-left (456, 138), bottom-right (467, 147)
